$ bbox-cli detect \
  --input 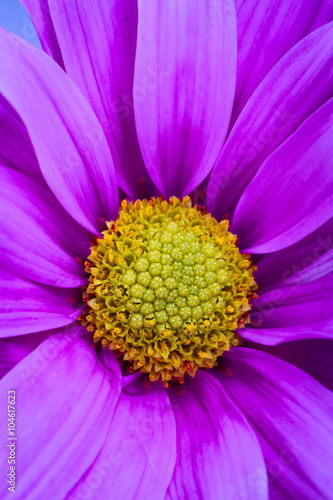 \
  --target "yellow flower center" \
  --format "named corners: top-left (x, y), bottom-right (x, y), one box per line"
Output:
top-left (80, 196), bottom-right (257, 386)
